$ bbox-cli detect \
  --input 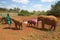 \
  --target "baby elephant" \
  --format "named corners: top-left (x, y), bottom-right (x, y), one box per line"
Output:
top-left (11, 18), bottom-right (22, 30)
top-left (37, 15), bottom-right (57, 31)
top-left (0, 17), bottom-right (7, 24)
top-left (27, 20), bottom-right (37, 27)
